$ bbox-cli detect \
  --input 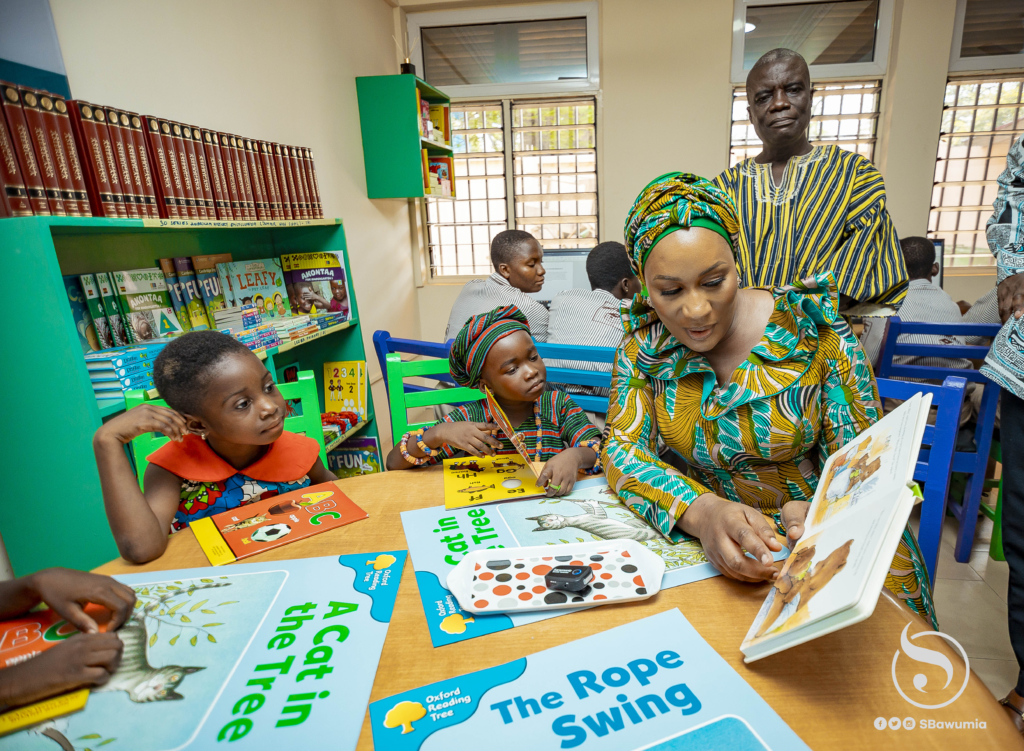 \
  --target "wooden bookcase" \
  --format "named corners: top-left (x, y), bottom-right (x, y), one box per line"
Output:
top-left (0, 216), bottom-right (378, 576)
top-left (356, 74), bottom-right (453, 199)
